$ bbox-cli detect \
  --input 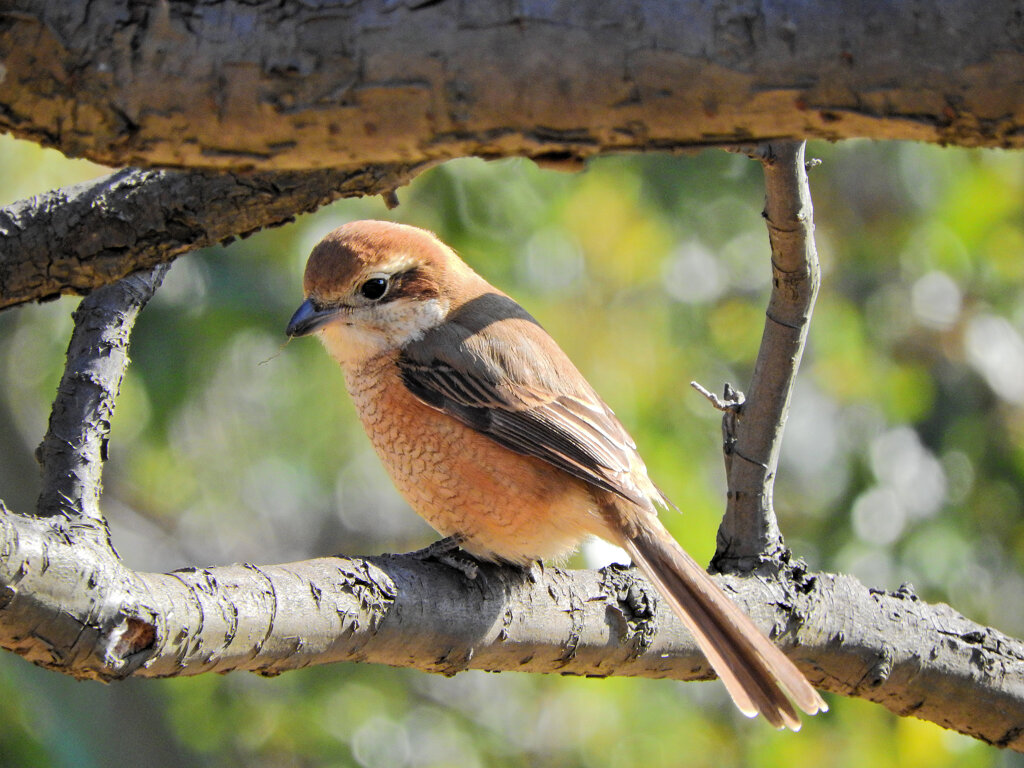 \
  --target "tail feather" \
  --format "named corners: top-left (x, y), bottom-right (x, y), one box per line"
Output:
top-left (620, 524), bottom-right (827, 730)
